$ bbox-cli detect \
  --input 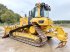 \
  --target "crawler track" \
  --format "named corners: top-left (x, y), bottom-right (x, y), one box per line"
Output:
top-left (9, 23), bottom-right (48, 47)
